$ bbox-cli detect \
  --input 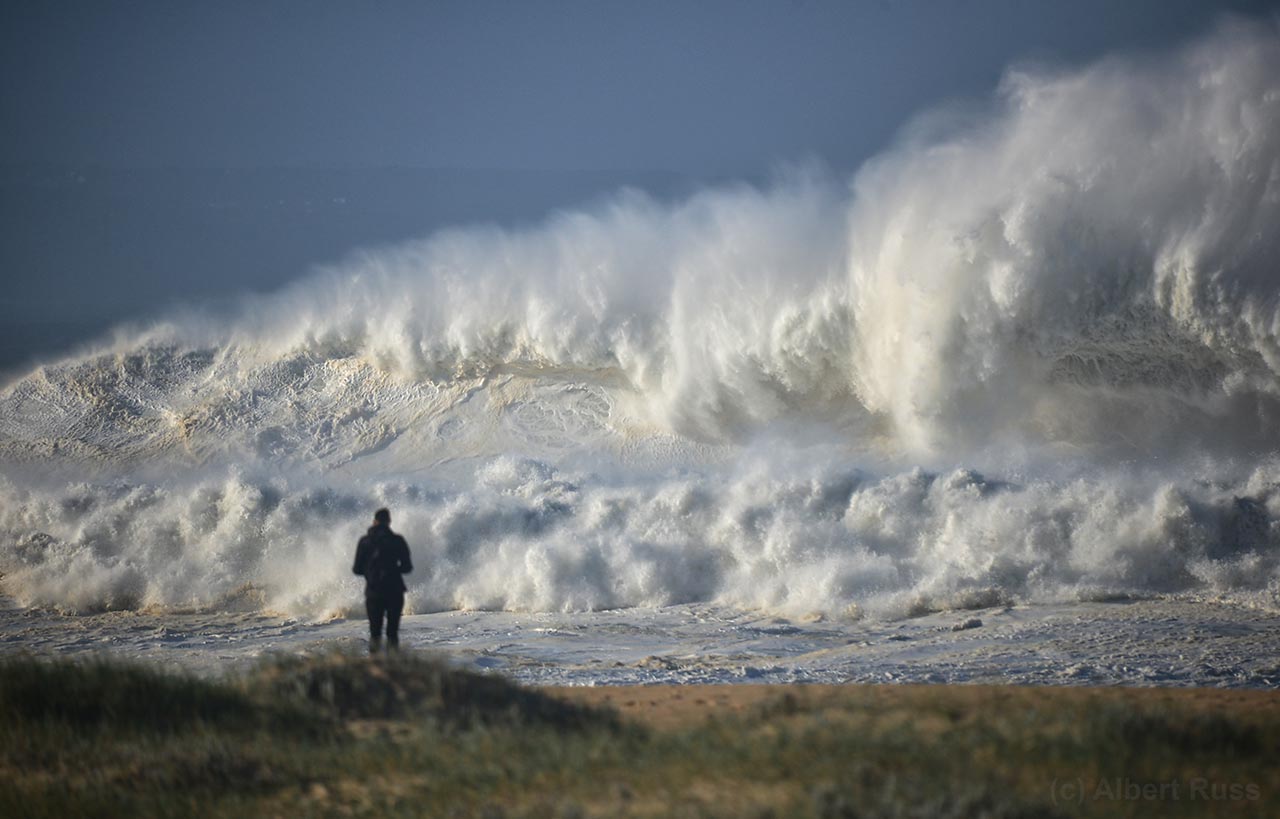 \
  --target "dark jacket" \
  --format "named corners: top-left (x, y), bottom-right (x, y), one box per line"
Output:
top-left (353, 524), bottom-right (412, 595)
